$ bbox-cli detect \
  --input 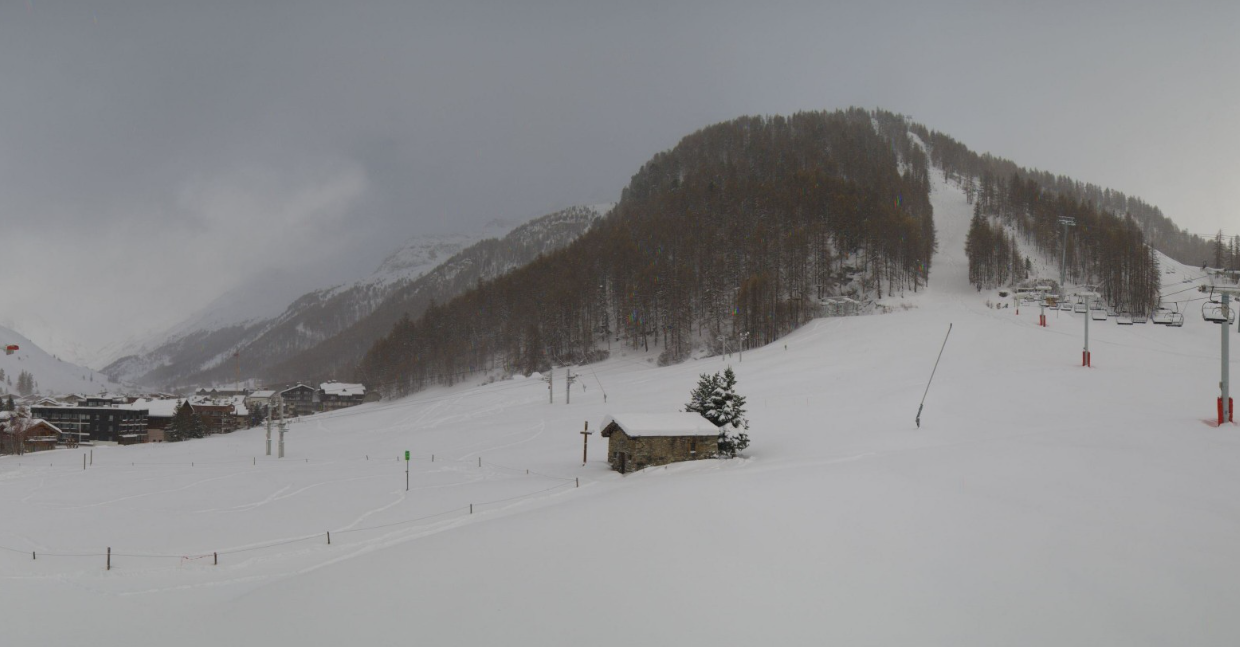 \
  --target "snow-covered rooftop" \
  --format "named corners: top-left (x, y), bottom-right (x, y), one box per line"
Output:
top-left (600, 413), bottom-right (720, 437)
top-left (130, 398), bottom-right (180, 418)
top-left (321, 382), bottom-right (365, 397)
top-left (30, 419), bottom-right (62, 434)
